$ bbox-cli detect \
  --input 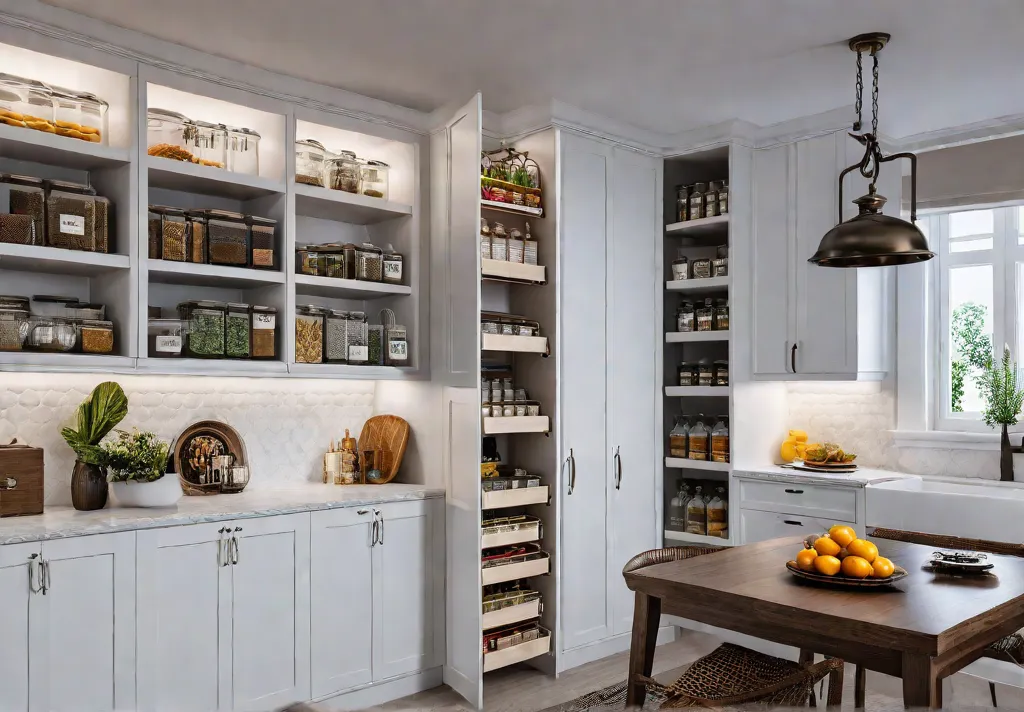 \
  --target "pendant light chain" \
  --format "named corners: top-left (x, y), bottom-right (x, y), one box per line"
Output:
top-left (871, 51), bottom-right (880, 137)
top-left (853, 49), bottom-right (864, 132)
